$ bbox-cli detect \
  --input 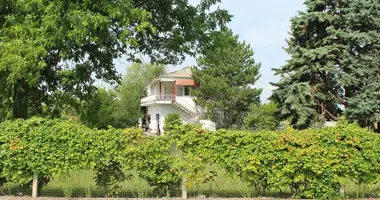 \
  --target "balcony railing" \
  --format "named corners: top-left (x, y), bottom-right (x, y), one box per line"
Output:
top-left (159, 94), bottom-right (174, 101)
top-left (141, 94), bottom-right (176, 105)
